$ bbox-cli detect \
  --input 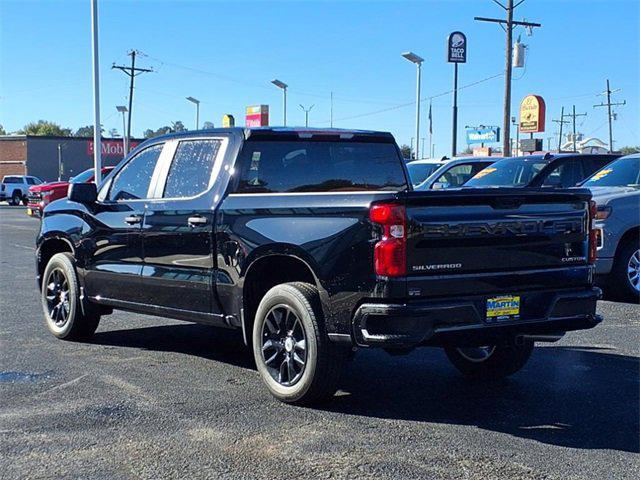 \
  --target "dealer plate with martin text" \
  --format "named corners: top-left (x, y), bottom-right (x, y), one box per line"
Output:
top-left (486, 295), bottom-right (520, 323)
